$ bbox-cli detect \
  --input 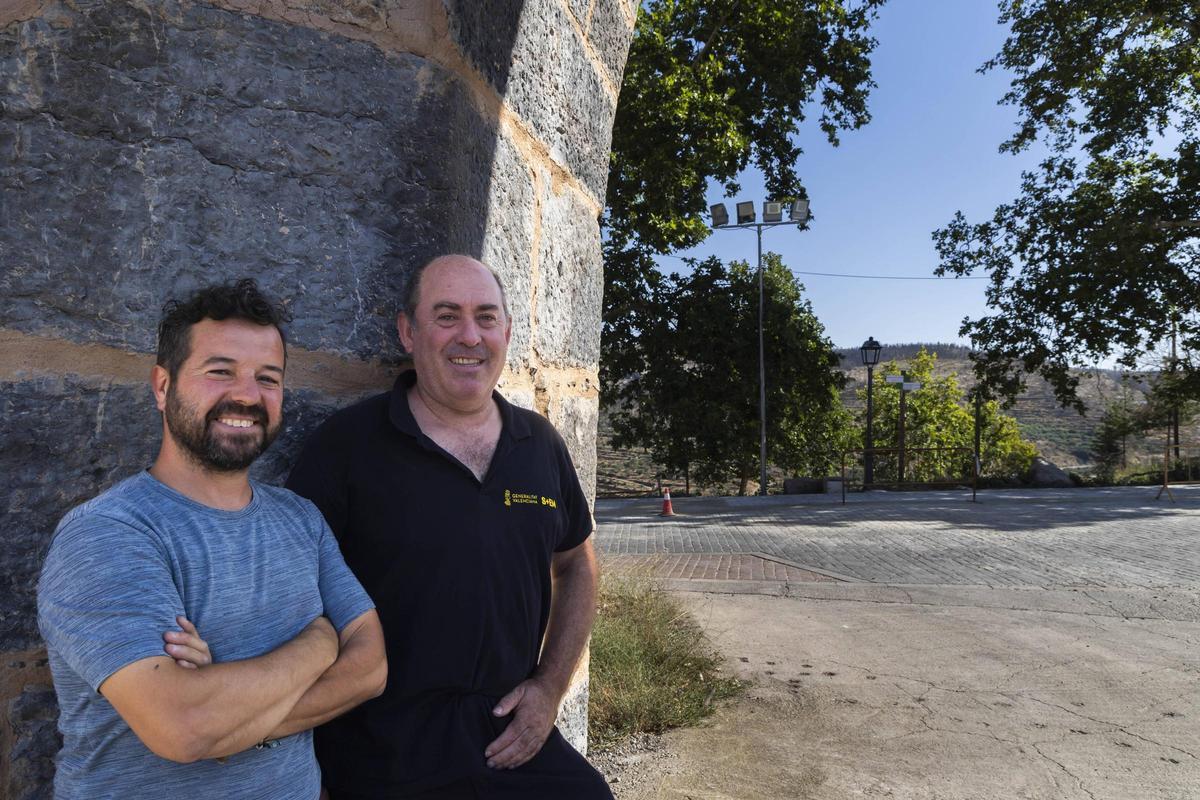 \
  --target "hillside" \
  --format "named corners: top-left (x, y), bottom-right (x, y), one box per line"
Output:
top-left (833, 343), bottom-right (1196, 469)
top-left (834, 343), bottom-right (1112, 467)
top-left (596, 343), bottom-right (1195, 497)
